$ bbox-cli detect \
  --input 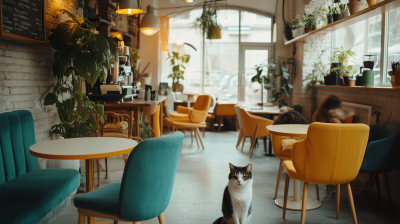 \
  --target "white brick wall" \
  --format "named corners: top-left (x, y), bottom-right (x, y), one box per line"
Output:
top-left (0, 1), bottom-right (81, 143)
